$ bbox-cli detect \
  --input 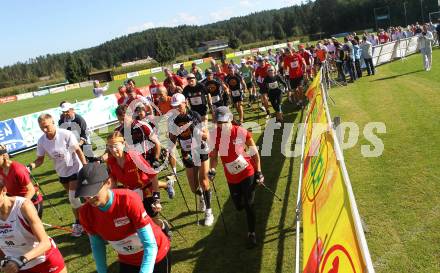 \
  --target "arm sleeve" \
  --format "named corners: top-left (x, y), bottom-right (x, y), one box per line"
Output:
top-left (137, 224), bottom-right (158, 273)
top-left (36, 140), bottom-right (45, 157)
top-left (89, 235), bottom-right (108, 273)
